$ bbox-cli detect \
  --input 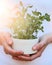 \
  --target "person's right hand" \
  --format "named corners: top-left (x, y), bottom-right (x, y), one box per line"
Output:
top-left (0, 32), bottom-right (24, 57)
top-left (13, 33), bottom-right (52, 61)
